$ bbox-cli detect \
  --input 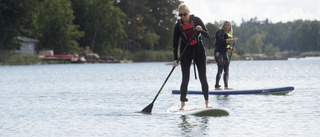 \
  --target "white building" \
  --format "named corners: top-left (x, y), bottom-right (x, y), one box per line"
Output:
top-left (16, 36), bottom-right (39, 55)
